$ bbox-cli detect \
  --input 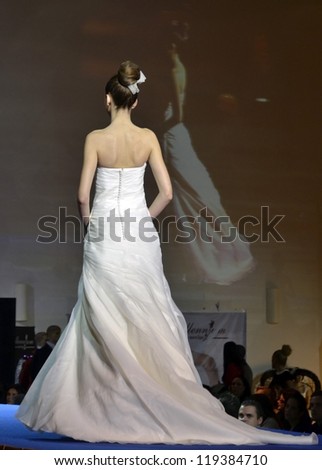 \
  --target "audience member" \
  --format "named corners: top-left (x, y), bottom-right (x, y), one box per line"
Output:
top-left (238, 399), bottom-right (264, 428)
top-left (14, 333), bottom-right (45, 383)
top-left (281, 388), bottom-right (313, 433)
top-left (14, 393), bottom-right (26, 405)
top-left (30, 325), bottom-right (61, 382)
top-left (5, 384), bottom-right (25, 404)
top-left (310, 390), bottom-right (322, 434)
top-left (34, 331), bottom-right (47, 349)
top-left (269, 344), bottom-right (295, 393)
top-left (250, 393), bottom-right (280, 429)
top-left (222, 341), bottom-right (244, 387)
top-left (274, 387), bottom-right (290, 427)
top-left (17, 331), bottom-right (47, 391)
top-left (236, 344), bottom-right (253, 390)
top-left (255, 384), bottom-right (277, 409)
top-left (228, 375), bottom-right (251, 405)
